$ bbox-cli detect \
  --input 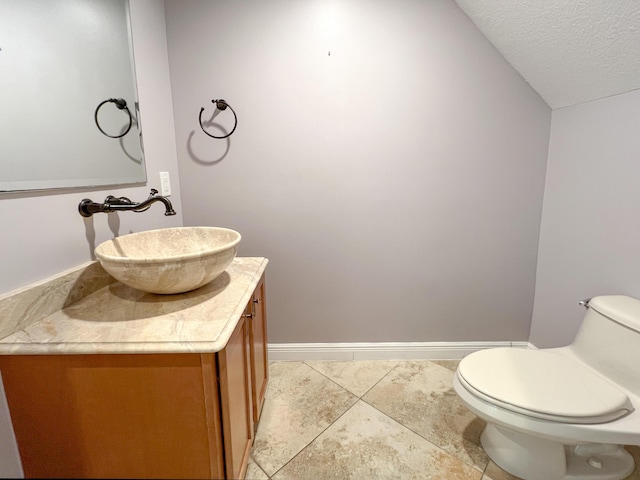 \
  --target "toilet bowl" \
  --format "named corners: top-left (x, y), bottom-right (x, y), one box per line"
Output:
top-left (453, 295), bottom-right (640, 480)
